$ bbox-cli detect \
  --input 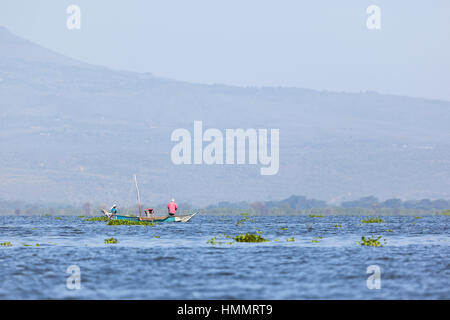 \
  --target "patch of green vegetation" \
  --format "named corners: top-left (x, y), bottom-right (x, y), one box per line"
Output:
top-left (240, 212), bottom-right (250, 216)
top-left (107, 220), bottom-right (155, 226)
top-left (54, 217), bottom-right (61, 220)
top-left (414, 216), bottom-right (422, 219)
top-left (361, 218), bottom-right (384, 224)
top-left (207, 236), bottom-right (222, 245)
top-left (153, 236), bottom-right (160, 238)
top-left (35, 243), bottom-right (39, 247)
top-left (440, 210), bottom-right (450, 216)
top-left (234, 233), bottom-right (269, 243)
top-left (386, 229), bottom-right (393, 232)
top-left (78, 215), bottom-right (86, 218)
top-left (206, 234), bottom-right (233, 245)
top-left (236, 217), bottom-right (250, 225)
top-left (334, 224), bottom-right (343, 228)
top-left (1, 242), bottom-right (12, 247)
top-left (358, 236), bottom-right (385, 247)
top-left (23, 244), bottom-right (31, 247)
top-left (311, 239), bottom-right (319, 243)
top-left (85, 216), bottom-right (108, 222)
top-left (104, 238), bottom-right (118, 244)
top-left (287, 237), bottom-right (295, 242)
top-left (309, 214), bottom-right (324, 218)
top-left (280, 227), bottom-right (288, 231)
